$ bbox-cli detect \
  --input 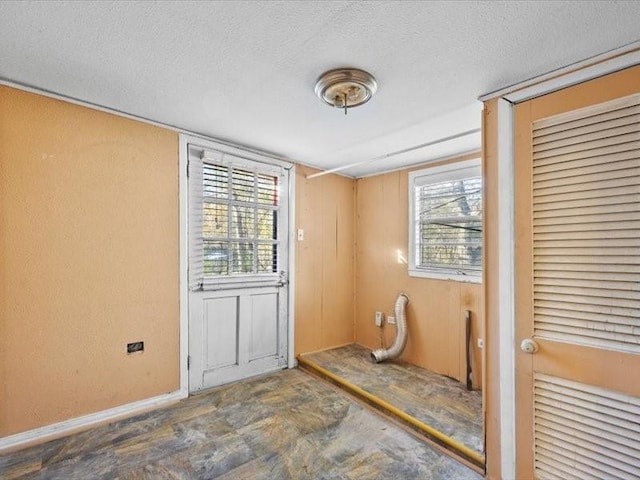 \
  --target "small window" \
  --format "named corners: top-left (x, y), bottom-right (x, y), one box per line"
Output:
top-left (202, 162), bottom-right (279, 276)
top-left (188, 146), bottom-right (288, 291)
top-left (408, 159), bottom-right (482, 282)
